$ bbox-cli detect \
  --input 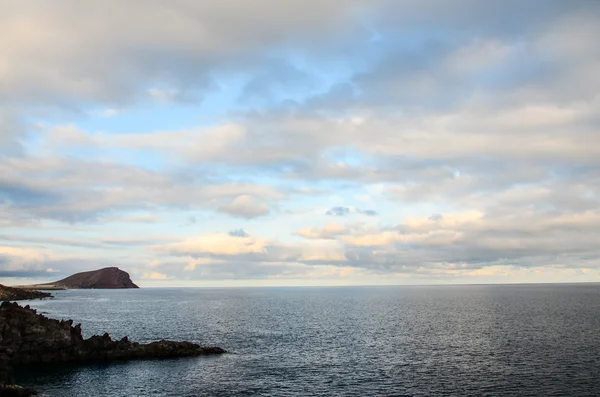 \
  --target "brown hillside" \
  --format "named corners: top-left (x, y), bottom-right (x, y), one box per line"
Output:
top-left (49, 267), bottom-right (139, 289)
